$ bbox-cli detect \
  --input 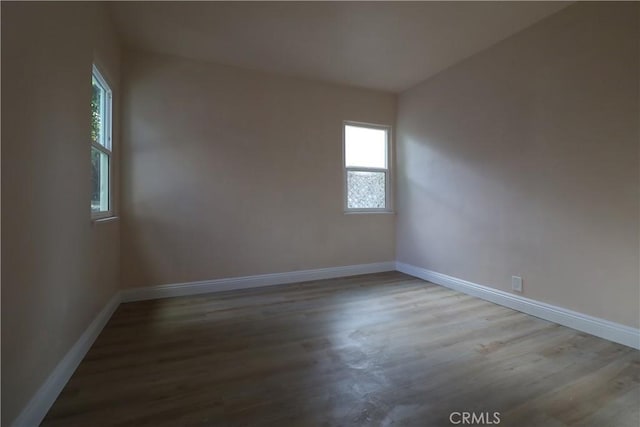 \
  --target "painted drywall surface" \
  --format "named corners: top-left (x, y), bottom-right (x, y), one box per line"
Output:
top-left (1, 2), bottom-right (121, 425)
top-left (121, 51), bottom-right (396, 288)
top-left (396, 2), bottom-right (640, 328)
